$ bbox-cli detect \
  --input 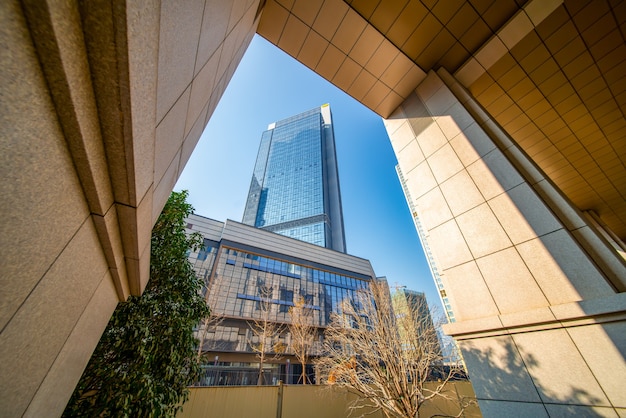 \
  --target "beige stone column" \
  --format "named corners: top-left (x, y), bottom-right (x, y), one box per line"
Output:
top-left (385, 70), bottom-right (626, 416)
top-left (1, 0), bottom-right (261, 416)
